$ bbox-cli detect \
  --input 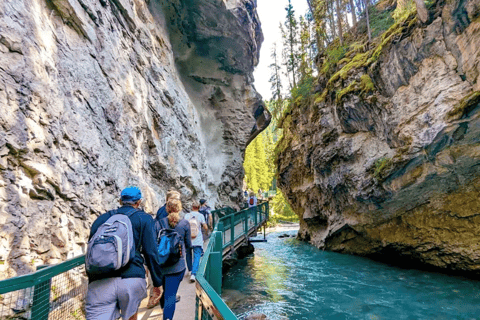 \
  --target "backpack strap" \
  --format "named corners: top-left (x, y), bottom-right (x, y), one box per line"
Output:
top-left (156, 218), bottom-right (169, 242)
top-left (116, 207), bottom-right (142, 252)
